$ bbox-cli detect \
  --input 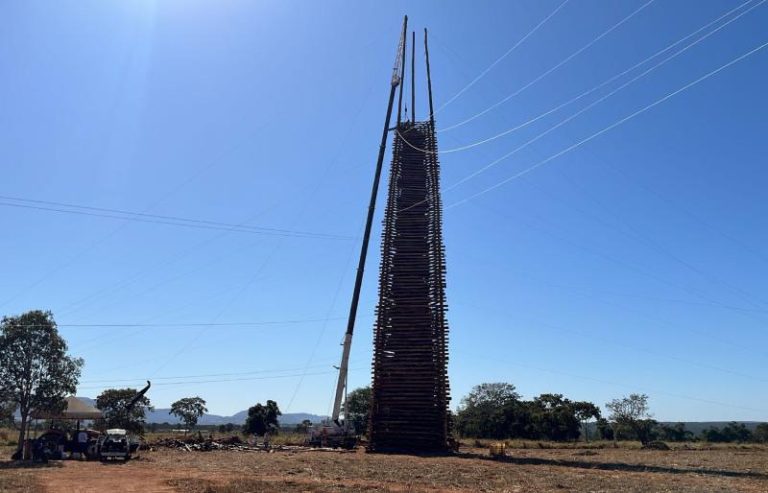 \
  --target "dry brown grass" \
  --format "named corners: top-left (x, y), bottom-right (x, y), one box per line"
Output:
top-left (1, 443), bottom-right (767, 492)
top-left (0, 447), bottom-right (57, 493)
